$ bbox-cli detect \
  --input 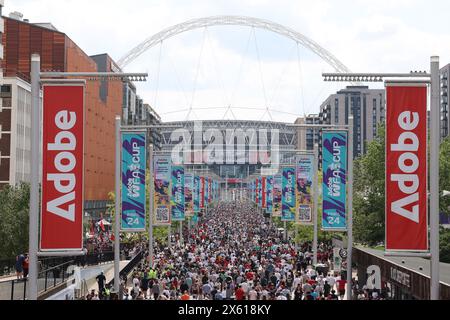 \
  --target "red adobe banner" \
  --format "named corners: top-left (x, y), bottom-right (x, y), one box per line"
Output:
top-left (262, 177), bottom-right (267, 208)
top-left (40, 85), bottom-right (84, 251)
top-left (386, 83), bottom-right (428, 251)
top-left (200, 177), bottom-right (205, 208)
